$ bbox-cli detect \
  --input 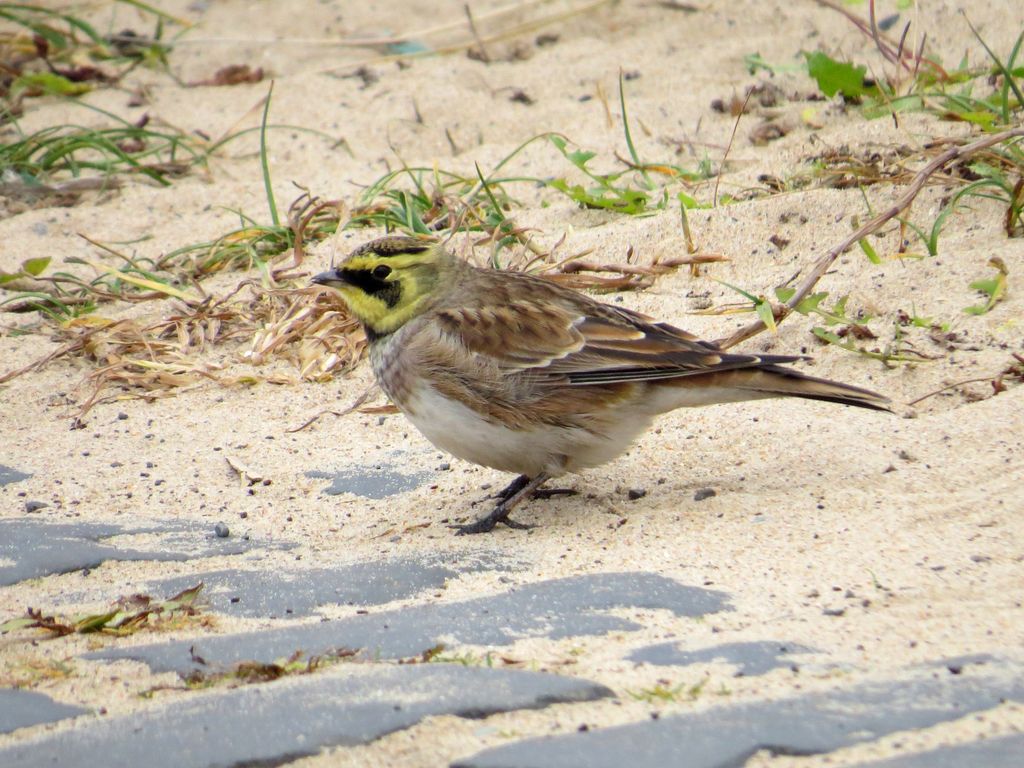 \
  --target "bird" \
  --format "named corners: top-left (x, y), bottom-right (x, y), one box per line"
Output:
top-left (312, 235), bottom-right (891, 534)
